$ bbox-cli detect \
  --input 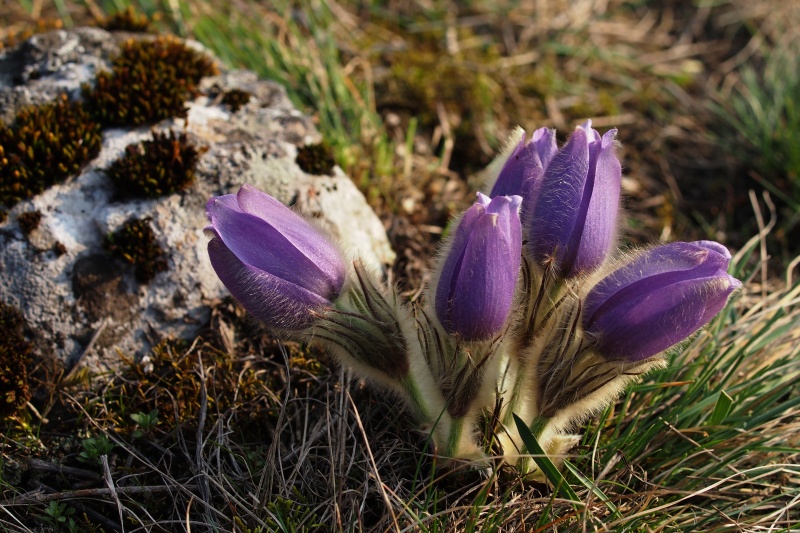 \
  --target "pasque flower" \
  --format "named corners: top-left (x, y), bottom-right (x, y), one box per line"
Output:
top-left (526, 121), bottom-right (621, 278)
top-left (490, 127), bottom-right (557, 216)
top-left (435, 192), bottom-right (523, 341)
top-left (582, 241), bottom-right (741, 361)
top-left (206, 184), bottom-right (345, 330)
